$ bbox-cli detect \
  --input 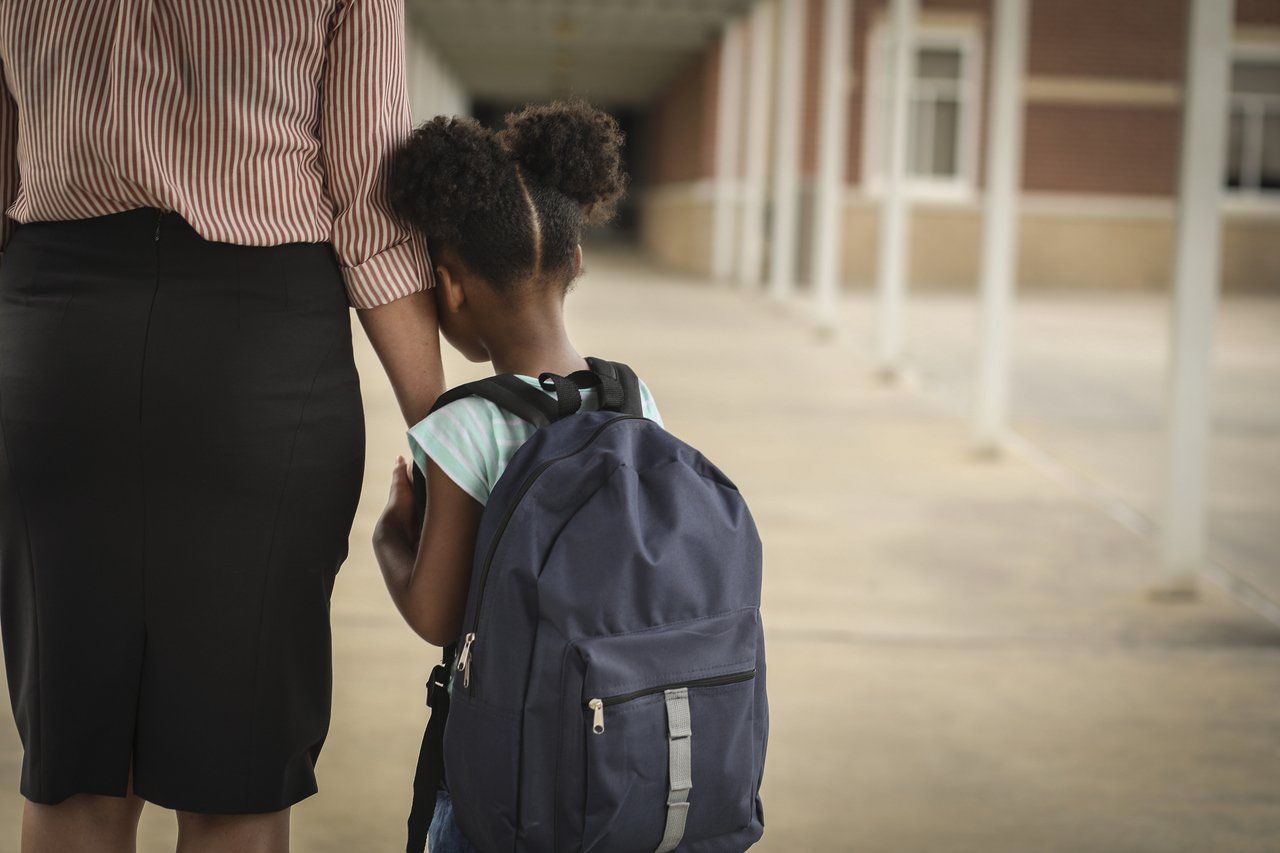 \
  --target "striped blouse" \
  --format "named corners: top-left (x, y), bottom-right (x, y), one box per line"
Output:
top-left (0, 0), bottom-right (431, 308)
